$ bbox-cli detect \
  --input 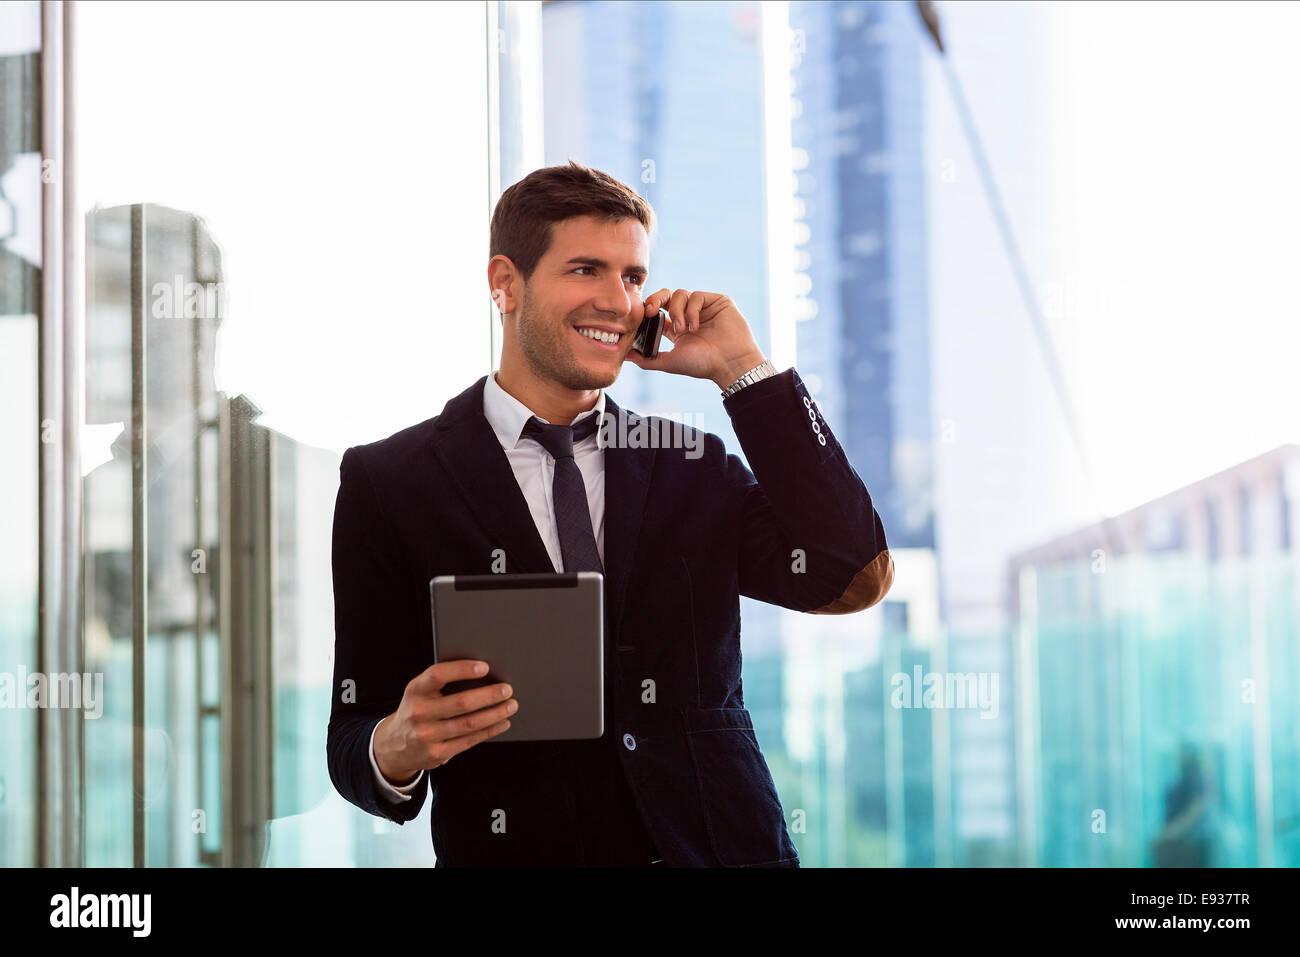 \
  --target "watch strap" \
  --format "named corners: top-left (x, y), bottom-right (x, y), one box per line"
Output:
top-left (720, 360), bottom-right (778, 399)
